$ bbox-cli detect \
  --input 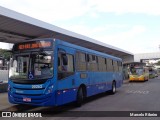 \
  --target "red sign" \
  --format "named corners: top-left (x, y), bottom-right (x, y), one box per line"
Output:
top-left (18, 41), bottom-right (51, 50)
